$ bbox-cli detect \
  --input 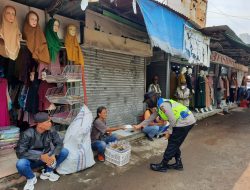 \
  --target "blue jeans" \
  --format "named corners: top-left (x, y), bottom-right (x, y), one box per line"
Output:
top-left (91, 134), bottom-right (117, 155)
top-left (16, 148), bottom-right (69, 179)
top-left (237, 87), bottom-right (246, 102)
top-left (143, 126), bottom-right (169, 138)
